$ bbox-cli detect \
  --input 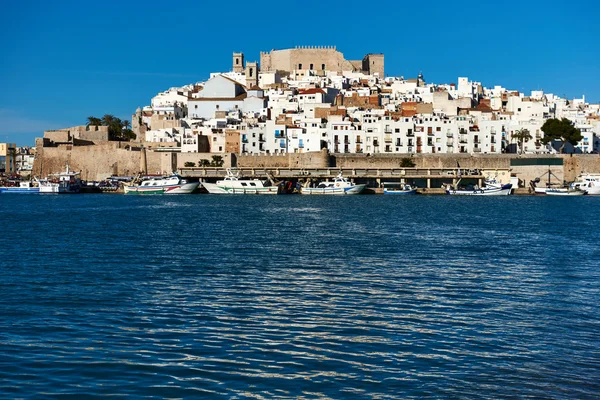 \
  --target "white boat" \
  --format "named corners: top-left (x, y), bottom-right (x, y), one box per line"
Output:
top-left (124, 175), bottom-right (199, 195)
top-left (546, 188), bottom-right (587, 196)
top-left (446, 178), bottom-right (512, 196)
top-left (300, 172), bottom-right (366, 195)
top-left (530, 169), bottom-right (563, 195)
top-left (36, 163), bottom-right (82, 194)
top-left (202, 168), bottom-right (279, 194)
top-left (0, 181), bottom-right (40, 194)
top-left (382, 182), bottom-right (417, 195)
top-left (570, 174), bottom-right (600, 195)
